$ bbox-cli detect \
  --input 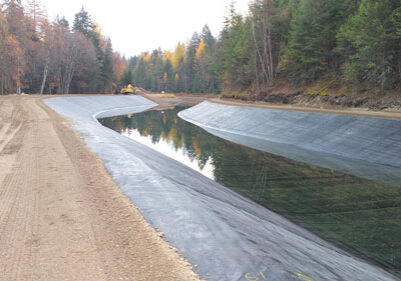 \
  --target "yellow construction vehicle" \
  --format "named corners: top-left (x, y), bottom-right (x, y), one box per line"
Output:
top-left (120, 84), bottom-right (135, 95)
